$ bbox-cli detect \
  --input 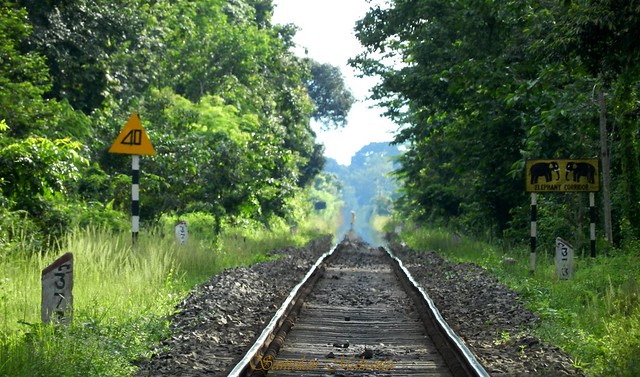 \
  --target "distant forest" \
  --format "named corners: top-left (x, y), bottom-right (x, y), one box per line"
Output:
top-left (324, 142), bottom-right (401, 242)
